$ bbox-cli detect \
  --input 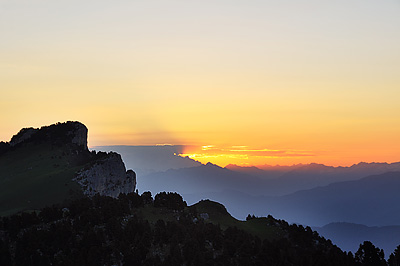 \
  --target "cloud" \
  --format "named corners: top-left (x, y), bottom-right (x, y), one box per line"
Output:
top-left (178, 145), bottom-right (315, 161)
